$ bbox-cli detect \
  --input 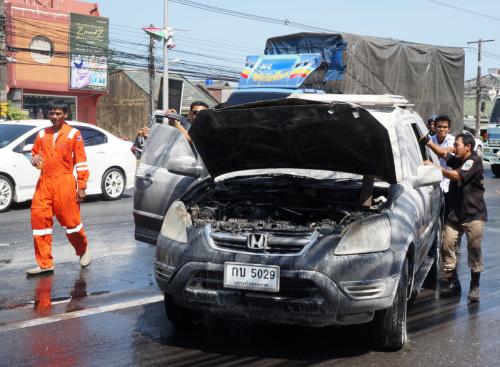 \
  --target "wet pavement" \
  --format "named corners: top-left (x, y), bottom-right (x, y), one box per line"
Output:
top-left (1, 170), bottom-right (500, 366)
